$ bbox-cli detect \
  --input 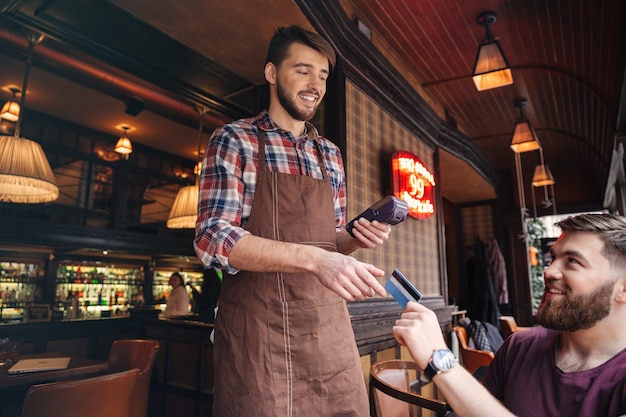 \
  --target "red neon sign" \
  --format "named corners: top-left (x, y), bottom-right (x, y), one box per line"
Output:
top-left (391, 151), bottom-right (436, 220)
